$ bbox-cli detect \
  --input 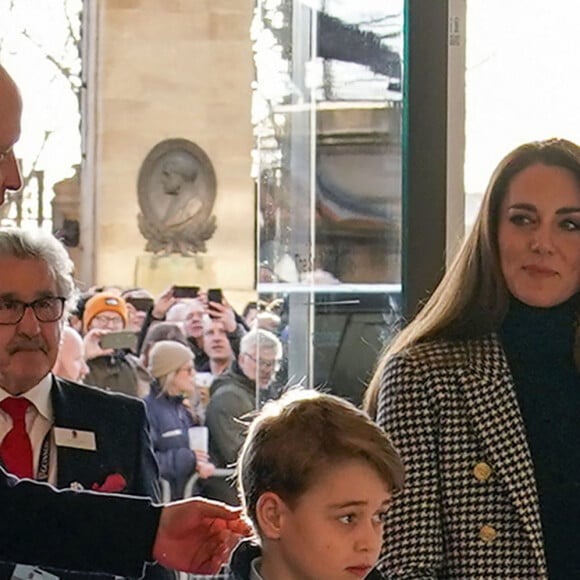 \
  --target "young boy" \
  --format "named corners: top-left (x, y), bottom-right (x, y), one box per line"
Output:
top-left (227, 389), bottom-right (405, 580)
